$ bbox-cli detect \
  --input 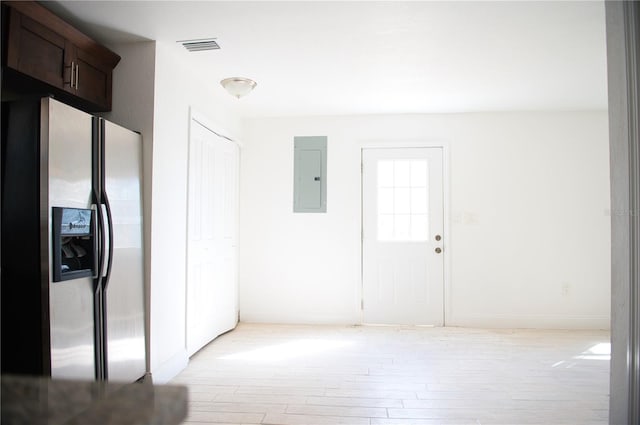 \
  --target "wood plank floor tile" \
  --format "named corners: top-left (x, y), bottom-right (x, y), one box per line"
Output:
top-left (262, 413), bottom-right (370, 425)
top-left (305, 396), bottom-right (403, 408)
top-left (172, 323), bottom-right (609, 425)
top-left (285, 403), bottom-right (386, 418)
